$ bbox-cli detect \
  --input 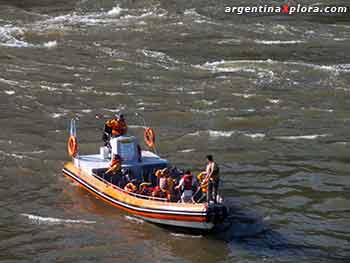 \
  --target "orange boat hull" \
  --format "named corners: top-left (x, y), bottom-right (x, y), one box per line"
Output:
top-left (63, 162), bottom-right (215, 229)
